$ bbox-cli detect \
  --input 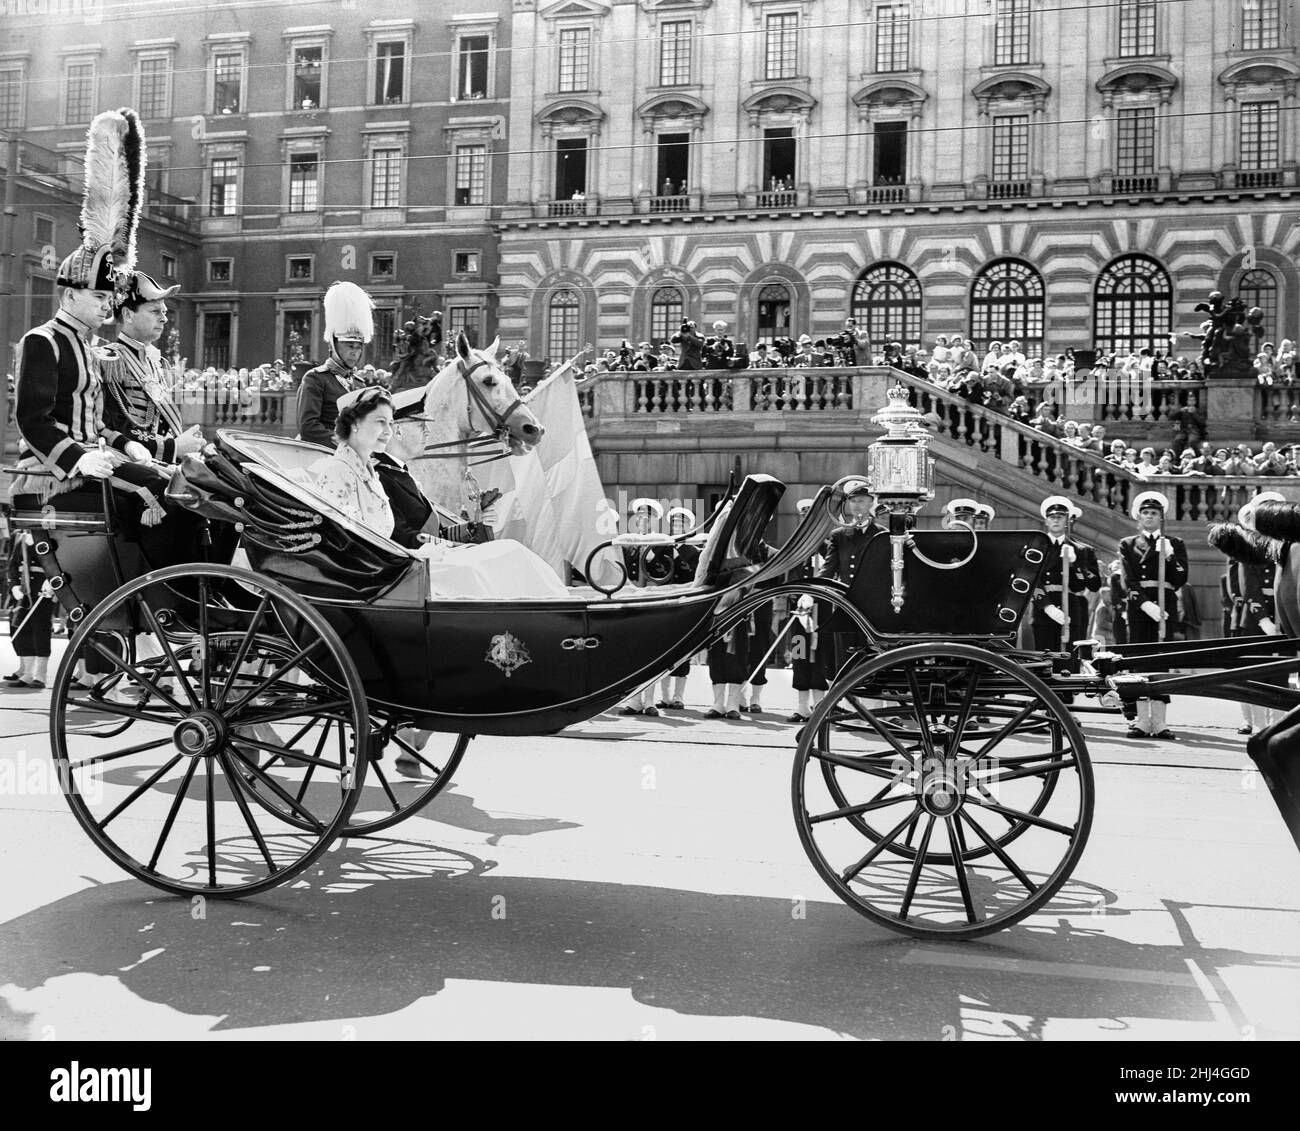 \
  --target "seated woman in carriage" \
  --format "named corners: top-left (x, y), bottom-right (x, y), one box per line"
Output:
top-left (310, 385), bottom-right (568, 599)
